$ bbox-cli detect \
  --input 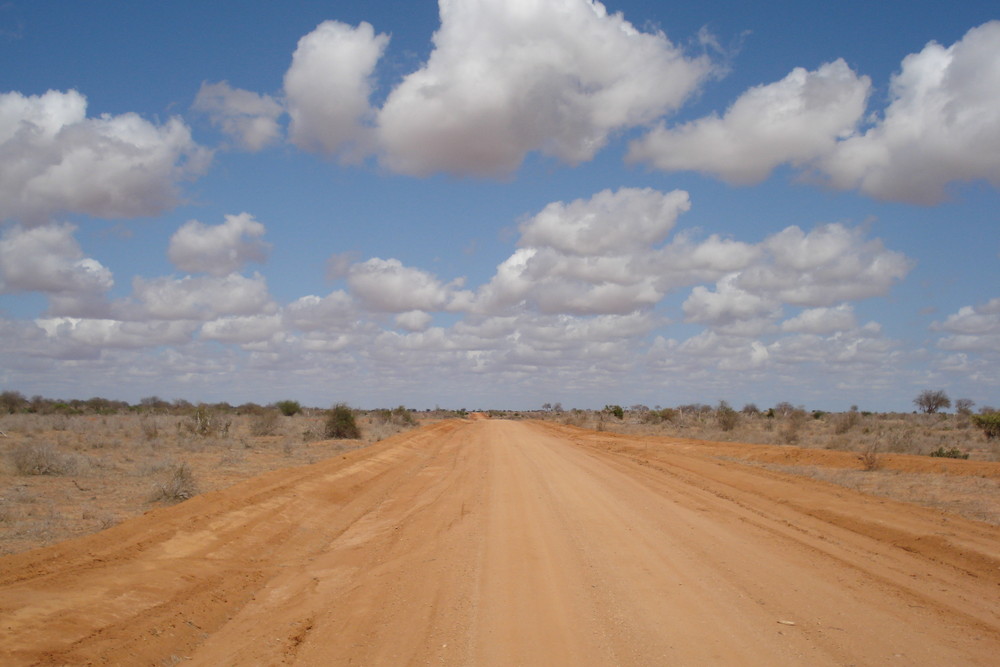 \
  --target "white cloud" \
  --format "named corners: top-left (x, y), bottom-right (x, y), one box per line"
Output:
top-left (628, 59), bottom-right (869, 184)
top-left (192, 81), bottom-right (284, 151)
top-left (933, 298), bottom-right (1000, 352)
top-left (120, 272), bottom-right (275, 321)
top-left (475, 188), bottom-right (692, 315)
top-left (0, 222), bottom-right (112, 316)
top-left (682, 274), bottom-right (781, 327)
top-left (34, 317), bottom-right (197, 350)
top-left (200, 314), bottom-right (284, 345)
top-left (377, 0), bottom-right (711, 176)
top-left (395, 310), bottom-right (434, 332)
top-left (519, 187), bottom-right (689, 255)
top-left (735, 223), bottom-right (912, 306)
top-left (285, 291), bottom-right (357, 332)
top-left (167, 213), bottom-right (270, 275)
top-left (781, 304), bottom-right (857, 334)
top-left (819, 21), bottom-right (1000, 203)
top-left (347, 257), bottom-right (470, 312)
top-left (0, 89), bottom-right (210, 224)
top-left (284, 20), bottom-right (389, 159)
